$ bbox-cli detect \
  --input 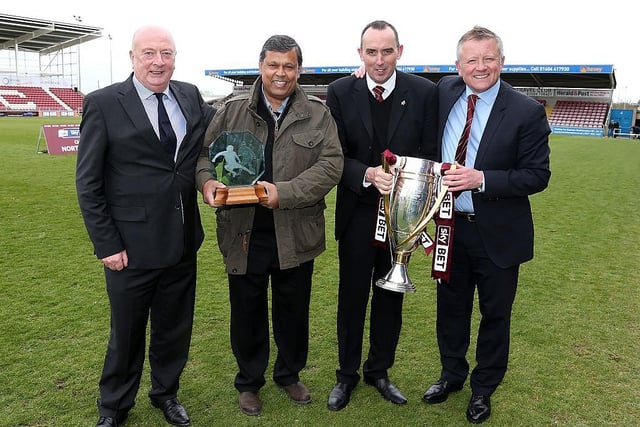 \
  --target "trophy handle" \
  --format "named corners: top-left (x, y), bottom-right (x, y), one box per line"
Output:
top-left (396, 163), bottom-right (456, 248)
